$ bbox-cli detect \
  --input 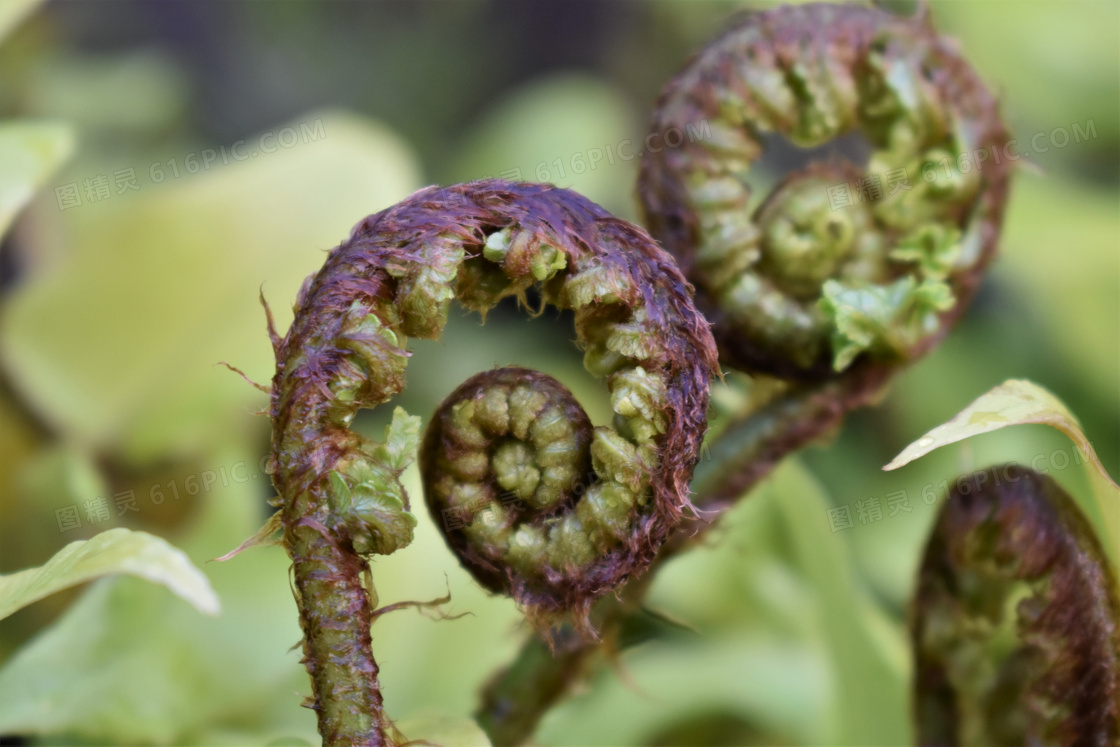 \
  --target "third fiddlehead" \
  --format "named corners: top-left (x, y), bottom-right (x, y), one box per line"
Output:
top-left (913, 466), bottom-right (1120, 745)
